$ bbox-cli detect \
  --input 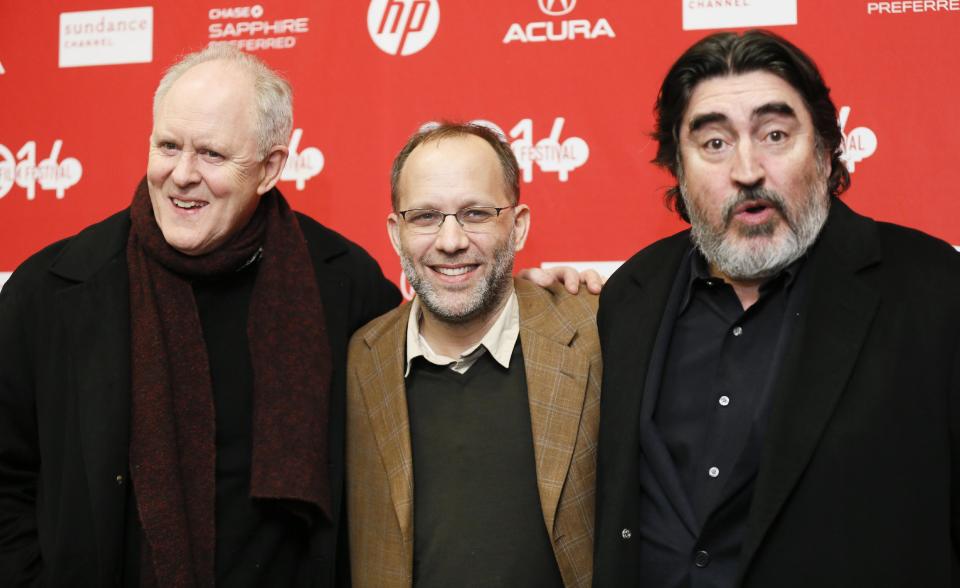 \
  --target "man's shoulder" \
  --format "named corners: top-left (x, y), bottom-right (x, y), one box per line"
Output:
top-left (604, 229), bottom-right (690, 295)
top-left (348, 300), bottom-right (410, 353)
top-left (2, 209), bottom-right (130, 298)
top-left (616, 229), bottom-right (689, 274)
top-left (293, 211), bottom-right (400, 309)
top-left (873, 219), bottom-right (960, 293)
top-left (829, 197), bottom-right (957, 270)
top-left (294, 211), bottom-right (377, 268)
top-left (517, 278), bottom-right (598, 321)
top-left (874, 219), bottom-right (959, 265)
top-left (515, 279), bottom-right (599, 349)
